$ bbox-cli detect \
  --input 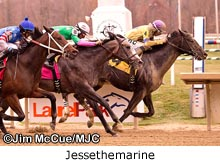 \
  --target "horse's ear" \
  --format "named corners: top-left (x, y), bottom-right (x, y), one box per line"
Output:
top-left (19, 25), bottom-right (25, 33)
top-left (178, 29), bottom-right (183, 34)
top-left (43, 26), bottom-right (53, 33)
top-left (108, 31), bottom-right (115, 40)
top-left (178, 29), bottom-right (188, 35)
